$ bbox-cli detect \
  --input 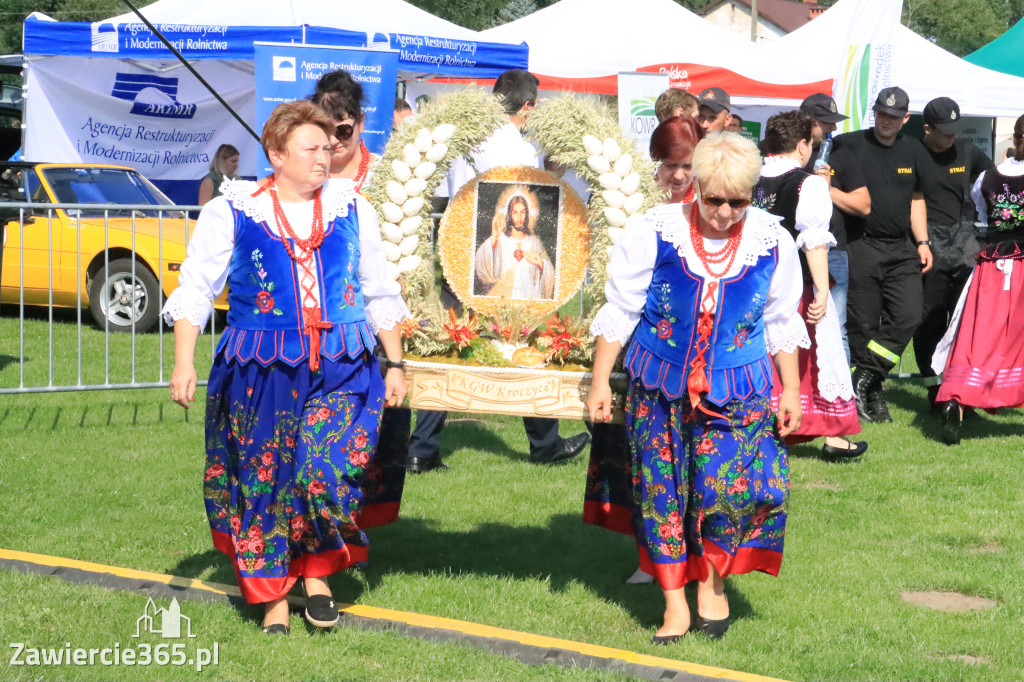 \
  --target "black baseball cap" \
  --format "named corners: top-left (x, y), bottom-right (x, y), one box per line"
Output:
top-left (698, 87), bottom-right (731, 113)
top-left (873, 86), bottom-right (910, 117)
top-left (800, 93), bottom-right (848, 123)
top-left (923, 97), bottom-right (961, 135)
